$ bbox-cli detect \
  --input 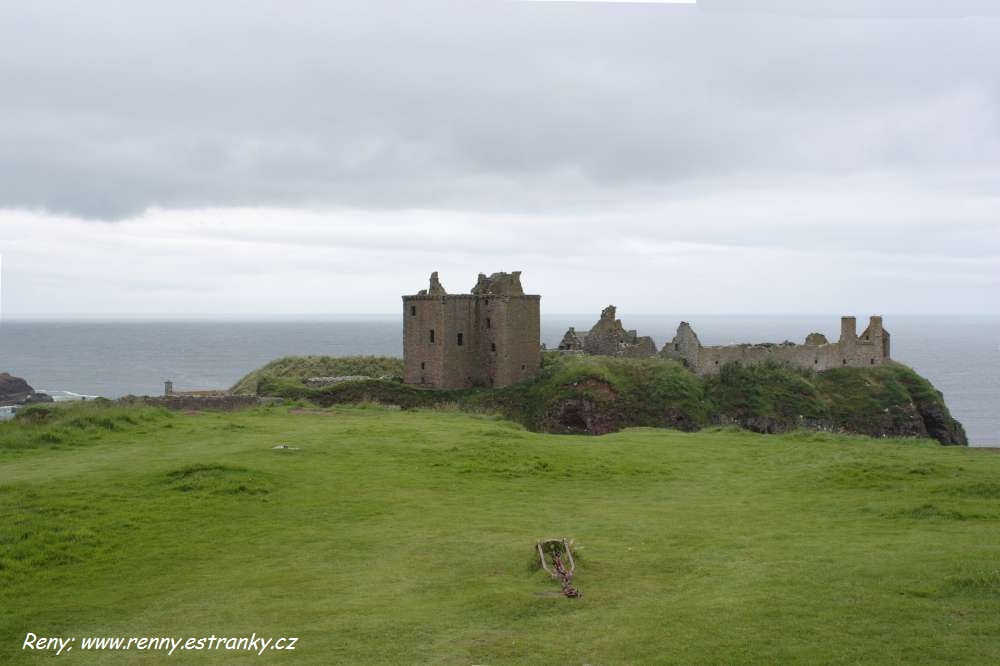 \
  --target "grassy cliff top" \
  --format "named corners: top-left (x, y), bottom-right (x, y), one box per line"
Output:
top-left (1, 402), bottom-right (998, 663)
top-left (242, 354), bottom-right (967, 445)
top-left (230, 355), bottom-right (403, 394)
